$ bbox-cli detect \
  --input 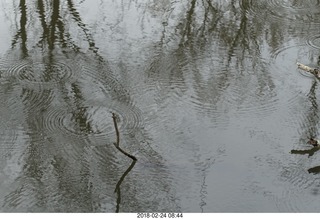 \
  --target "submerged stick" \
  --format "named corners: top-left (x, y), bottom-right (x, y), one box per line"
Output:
top-left (297, 62), bottom-right (320, 79)
top-left (112, 112), bottom-right (137, 161)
